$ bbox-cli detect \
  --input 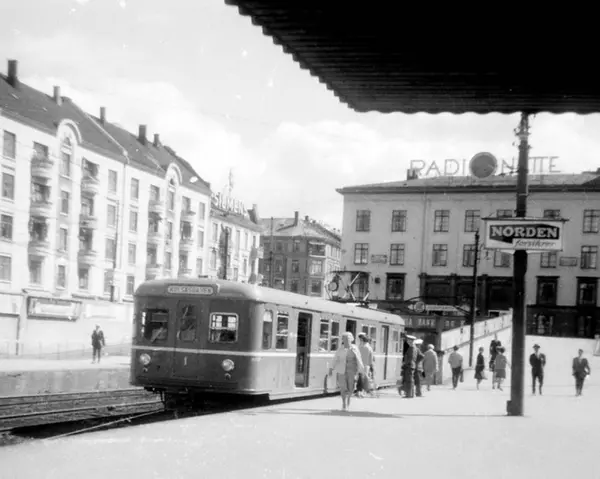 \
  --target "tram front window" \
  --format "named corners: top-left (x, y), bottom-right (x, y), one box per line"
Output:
top-left (142, 309), bottom-right (169, 342)
top-left (178, 304), bottom-right (197, 341)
